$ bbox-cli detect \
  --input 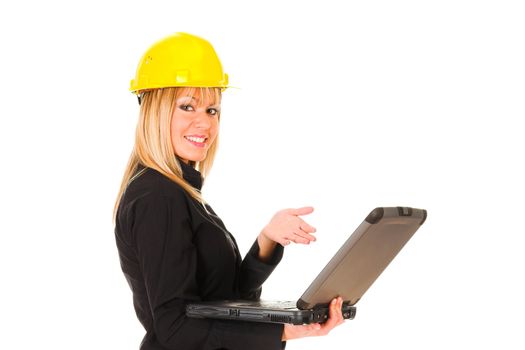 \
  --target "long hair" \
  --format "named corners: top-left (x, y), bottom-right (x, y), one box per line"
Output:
top-left (114, 87), bottom-right (221, 218)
